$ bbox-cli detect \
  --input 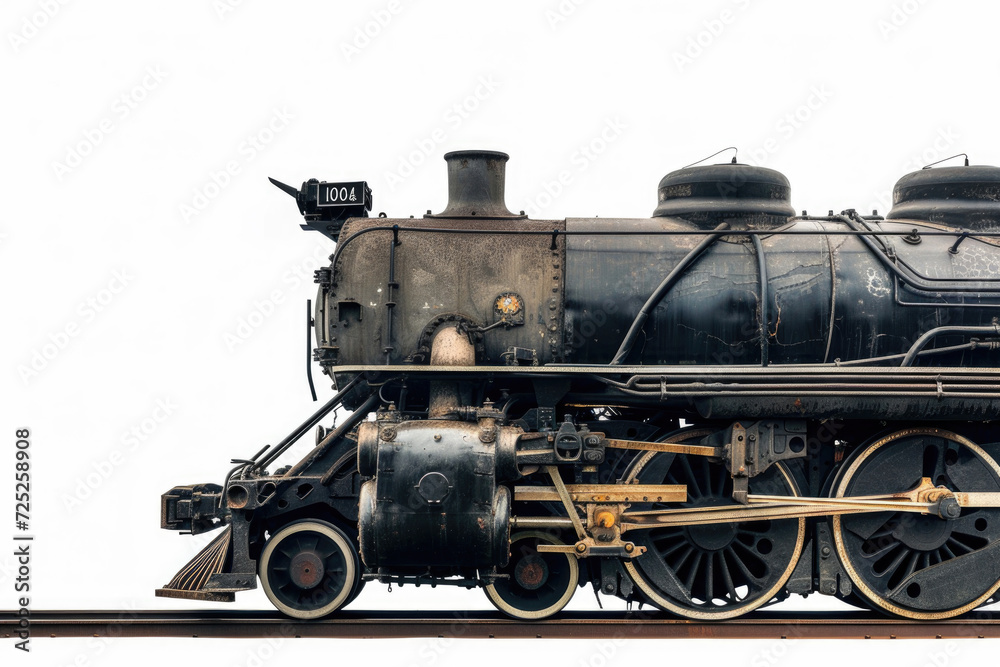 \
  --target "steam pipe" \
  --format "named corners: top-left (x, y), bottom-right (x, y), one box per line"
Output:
top-left (610, 222), bottom-right (730, 365)
top-left (900, 325), bottom-right (1000, 367)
